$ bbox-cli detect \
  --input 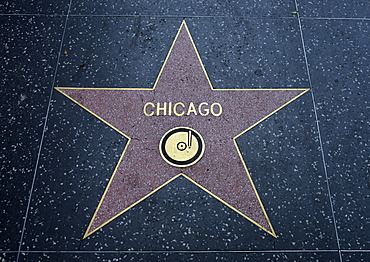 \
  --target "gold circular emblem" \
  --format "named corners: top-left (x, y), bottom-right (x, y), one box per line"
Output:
top-left (159, 127), bottom-right (205, 167)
